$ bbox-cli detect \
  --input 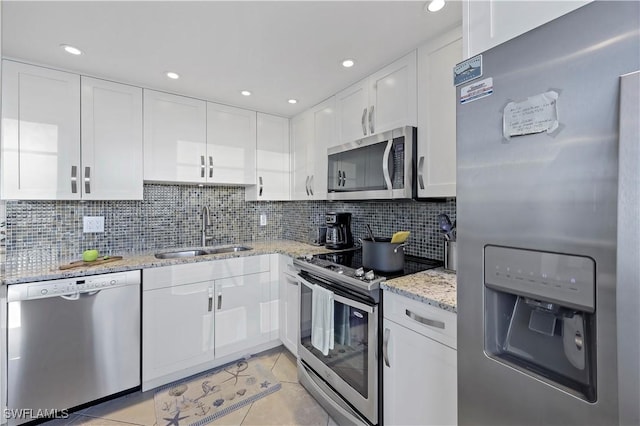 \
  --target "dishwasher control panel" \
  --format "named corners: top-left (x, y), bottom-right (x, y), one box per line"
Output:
top-left (8, 270), bottom-right (141, 301)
